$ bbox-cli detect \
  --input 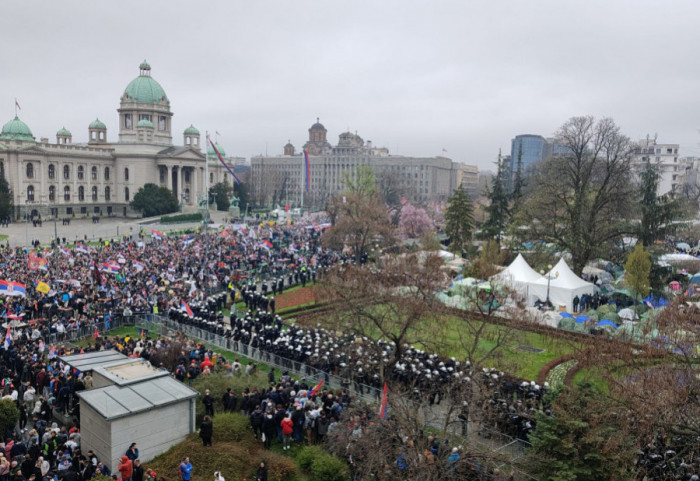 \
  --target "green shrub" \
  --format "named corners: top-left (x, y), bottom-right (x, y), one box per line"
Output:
top-left (0, 399), bottom-right (19, 434)
top-left (311, 453), bottom-right (348, 481)
top-left (211, 412), bottom-right (251, 443)
top-left (295, 445), bottom-right (326, 471)
top-left (160, 212), bottom-right (203, 223)
top-left (259, 452), bottom-right (298, 481)
top-left (192, 370), bottom-right (270, 414)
